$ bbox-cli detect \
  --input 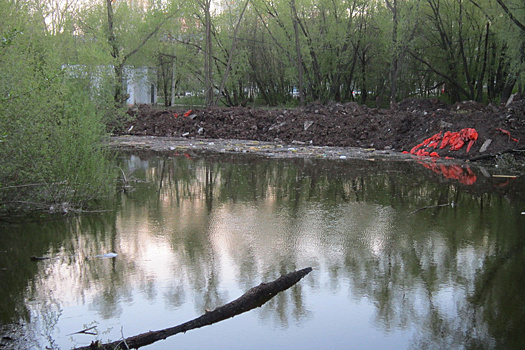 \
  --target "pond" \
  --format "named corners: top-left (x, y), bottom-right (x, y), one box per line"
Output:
top-left (1, 151), bottom-right (525, 349)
